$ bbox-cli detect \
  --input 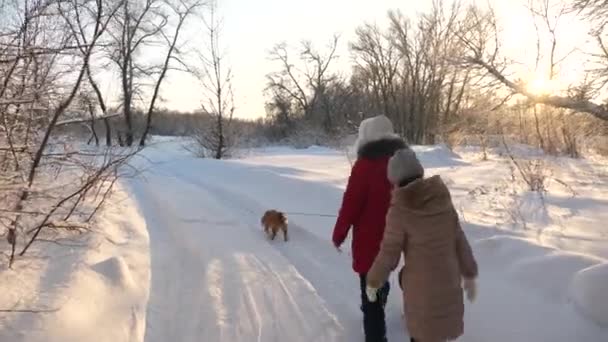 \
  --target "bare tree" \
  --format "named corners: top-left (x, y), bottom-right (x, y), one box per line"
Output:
top-left (68, 0), bottom-right (124, 147)
top-left (84, 65), bottom-right (114, 146)
top-left (194, 0), bottom-right (234, 159)
top-left (525, 0), bottom-right (568, 152)
top-left (572, 1), bottom-right (608, 91)
top-left (386, 2), bottom-right (470, 143)
top-left (266, 35), bottom-right (340, 131)
top-left (350, 23), bottom-right (401, 128)
top-left (139, 0), bottom-right (204, 146)
top-left (1, 0), bottom-right (136, 268)
top-left (264, 86), bottom-right (294, 139)
top-left (78, 91), bottom-right (100, 146)
top-left (457, 3), bottom-right (608, 122)
top-left (263, 2), bottom-right (478, 144)
top-left (107, 0), bottom-right (168, 146)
